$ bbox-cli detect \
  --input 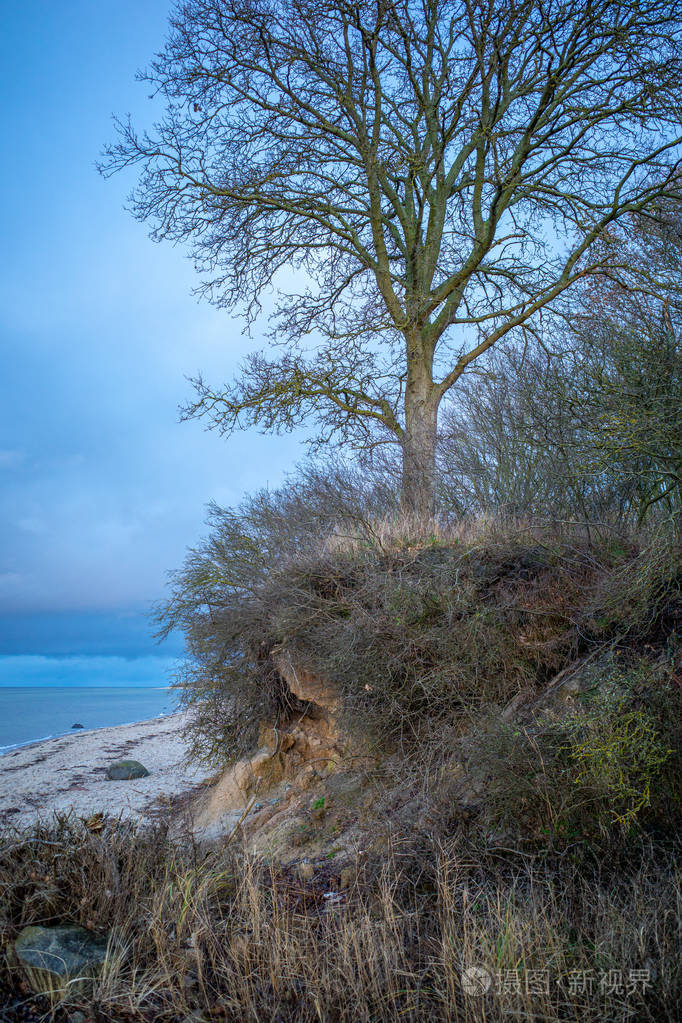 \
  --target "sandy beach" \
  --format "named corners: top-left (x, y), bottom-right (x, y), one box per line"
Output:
top-left (0, 712), bottom-right (211, 829)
